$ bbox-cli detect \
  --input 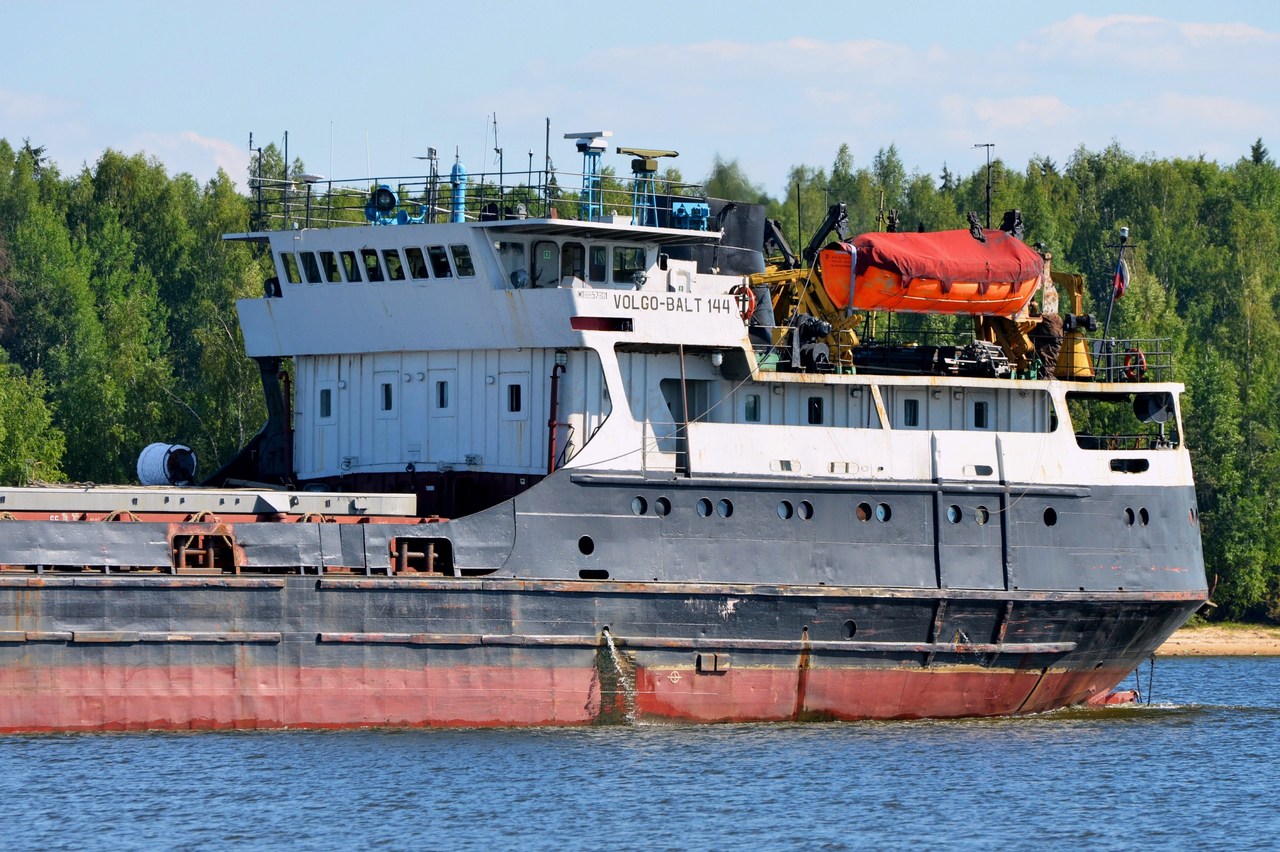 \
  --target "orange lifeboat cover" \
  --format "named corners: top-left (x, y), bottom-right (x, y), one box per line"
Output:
top-left (819, 229), bottom-right (1044, 316)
